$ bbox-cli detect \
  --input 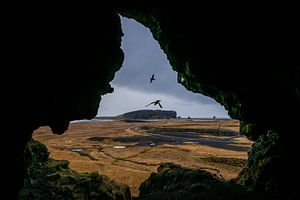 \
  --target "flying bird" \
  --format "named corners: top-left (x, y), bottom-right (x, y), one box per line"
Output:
top-left (149, 74), bottom-right (155, 83)
top-left (145, 100), bottom-right (163, 108)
